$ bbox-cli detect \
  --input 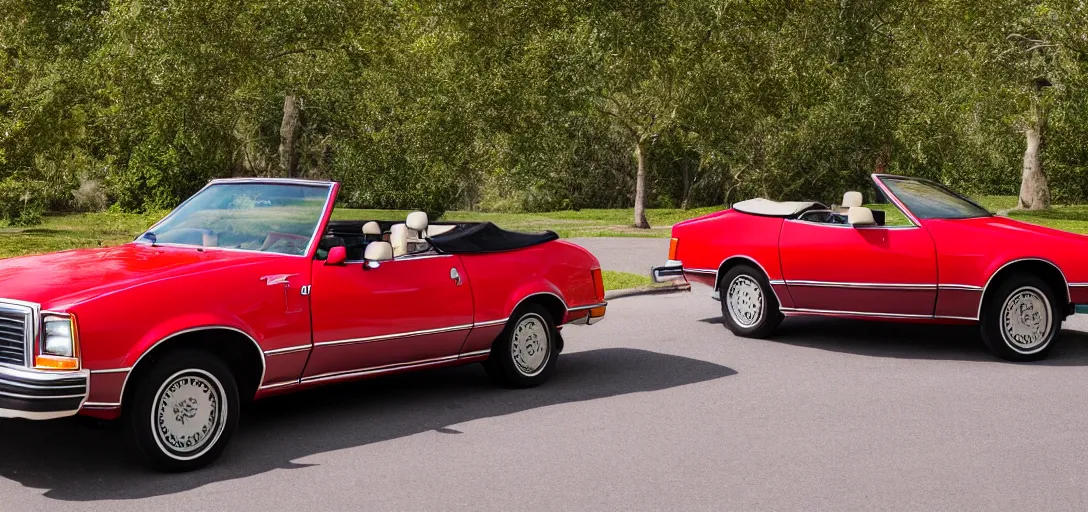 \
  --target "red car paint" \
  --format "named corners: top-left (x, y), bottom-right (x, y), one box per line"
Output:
top-left (0, 179), bottom-right (605, 420)
top-left (667, 174), bottom-right (1088, 323)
